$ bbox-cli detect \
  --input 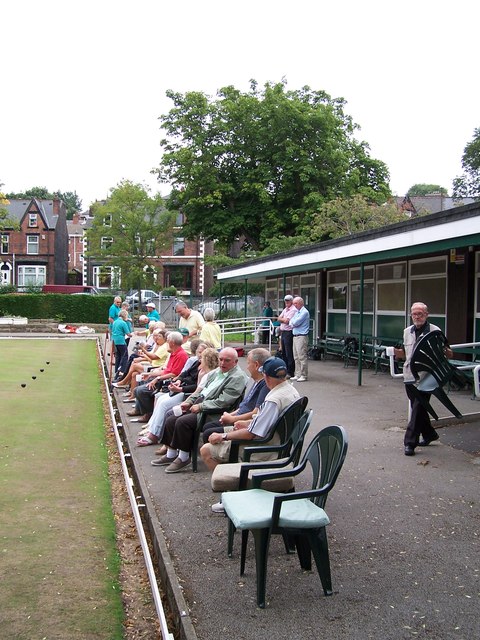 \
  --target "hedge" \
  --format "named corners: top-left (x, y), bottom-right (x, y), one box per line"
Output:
top-left (0, 294), bottom-right (113, 324)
